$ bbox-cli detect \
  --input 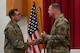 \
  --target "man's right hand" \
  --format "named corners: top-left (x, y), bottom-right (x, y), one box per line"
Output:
top-left (28, 40), bottom-right (38, 45)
